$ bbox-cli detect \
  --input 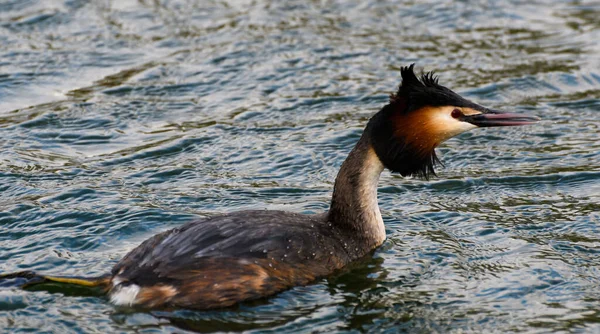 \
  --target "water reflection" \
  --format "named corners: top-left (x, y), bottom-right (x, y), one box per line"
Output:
top-left (0, 0), bottom-right (599, 332)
